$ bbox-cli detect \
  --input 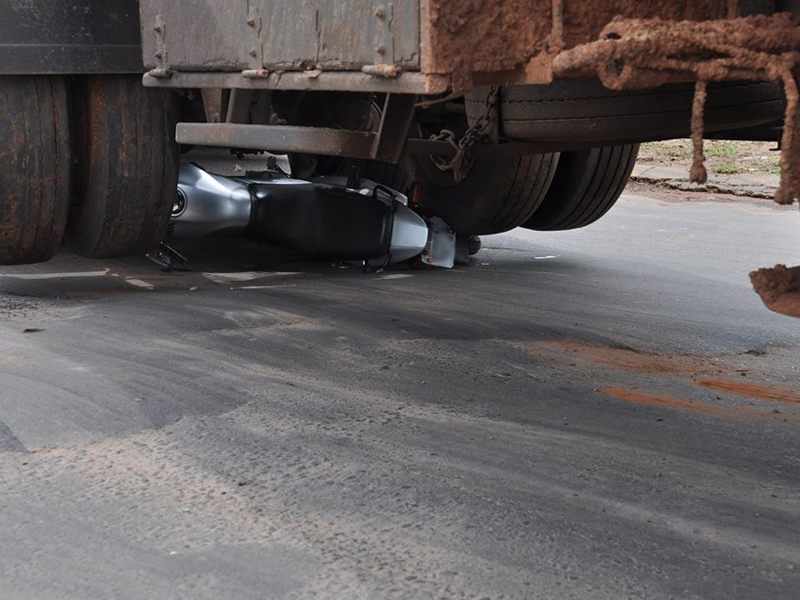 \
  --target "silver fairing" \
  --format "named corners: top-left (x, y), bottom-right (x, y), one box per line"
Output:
top-left (171, 164), bottom-right (431, 266)
top-left (171, 164), bottom-right (253, 240)
top-left (388, 204), bottom-right (429, 264)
